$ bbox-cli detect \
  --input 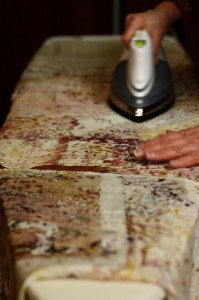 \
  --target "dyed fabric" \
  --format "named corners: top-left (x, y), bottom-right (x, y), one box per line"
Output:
top-left (1, 170), bottom-right (199, 300)
top-left (1, 36), bottom-right (199, 300)
top-left (0, 37), bottom-right (199, 180)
